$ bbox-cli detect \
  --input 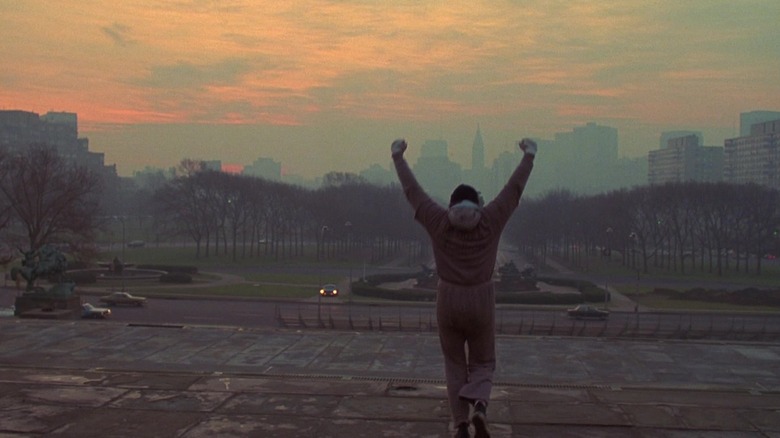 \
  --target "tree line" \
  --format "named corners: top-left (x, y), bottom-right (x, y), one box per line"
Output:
top-left (1, 144), bottom-right (778, 281)
top-left (148, 164), bottom-right (427, 263)
top-left (508, 182), bottom-right (780, 276)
